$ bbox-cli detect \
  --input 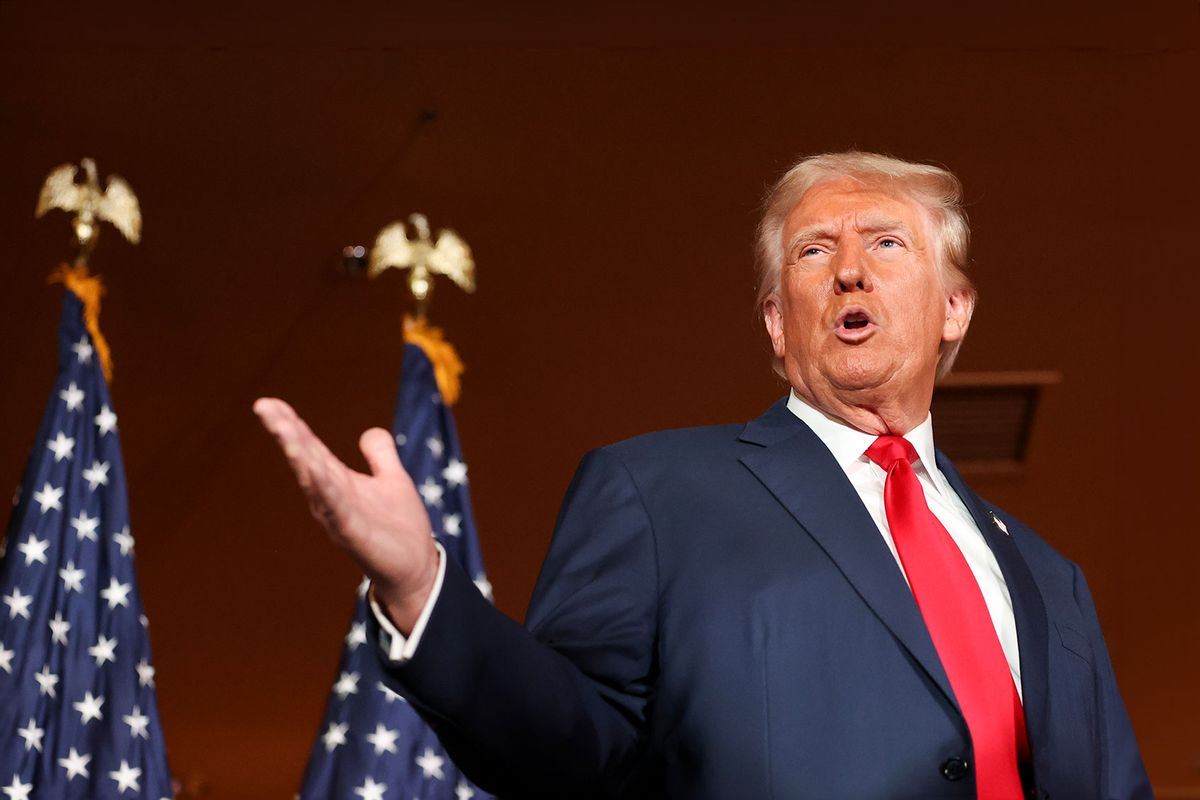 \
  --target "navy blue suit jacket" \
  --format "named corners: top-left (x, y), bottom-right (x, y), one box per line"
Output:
top-left (386, 399), bottom-right (1151, 799)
